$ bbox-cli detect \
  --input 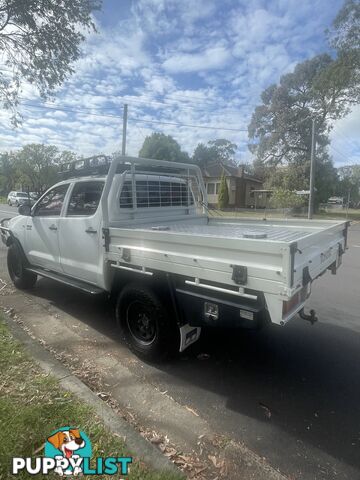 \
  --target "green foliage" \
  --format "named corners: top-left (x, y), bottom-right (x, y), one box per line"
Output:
top-left (0, 0), bottom-right (102, 125)
top-left (15, 144), bottom-right (59, 194)
top-left (0, 144), bottom-right (80, 195)
top-left (263, 158), bottom-right (338, 205)
top-left (139, 132), bottom-right (190, 163)
top-left (327, 0), bottom-right (360, 53)
top-left (270, 189), bottom-right (305, 210)
top-left (192, 143), bottom-right (217, 169)
top-left (0, 151), bottom-right (17, 193)
top-left (217, 172), bottom-right (229, 209)
top-left (192, 139), bottom-right (237, 169)
top-left (248, 53), bottom-right (358, 166)
top-left (336, 164), bottom-right (360, 205)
